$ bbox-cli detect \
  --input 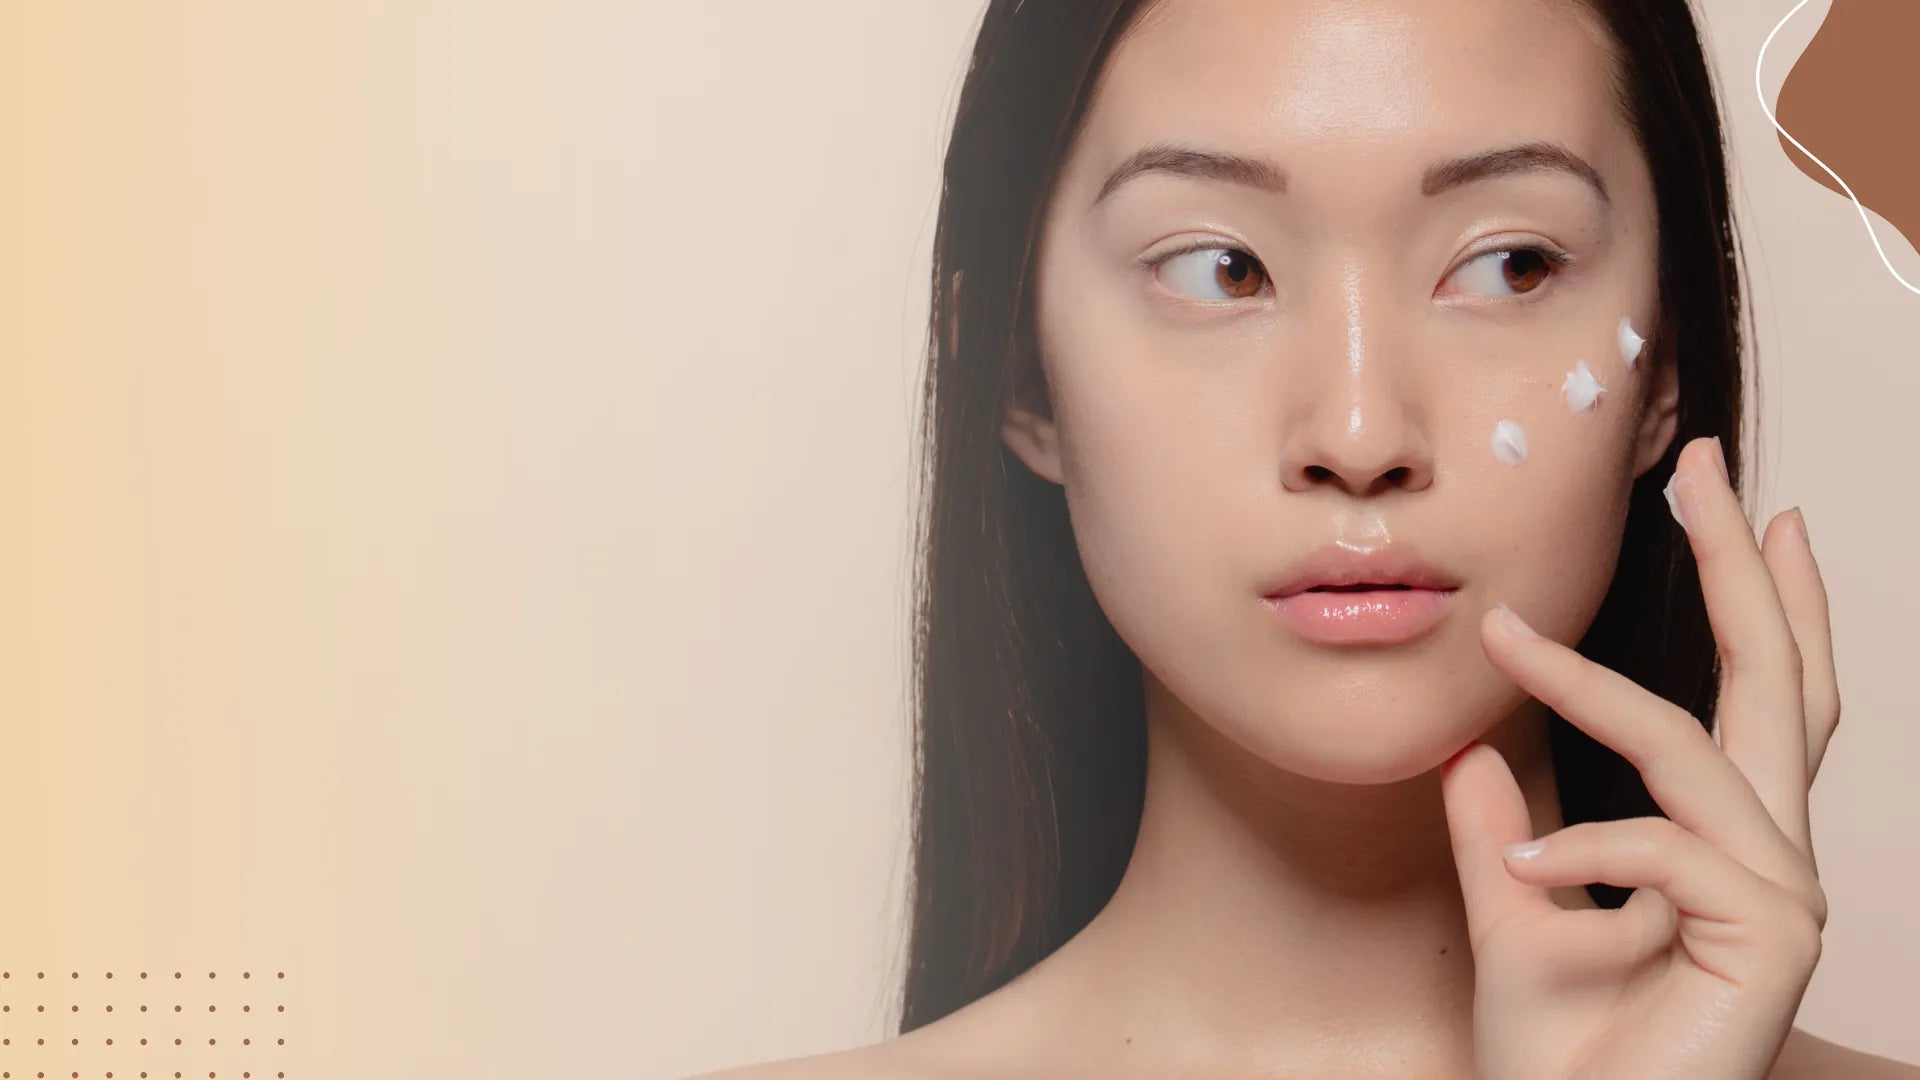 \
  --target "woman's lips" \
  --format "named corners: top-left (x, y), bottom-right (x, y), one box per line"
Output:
top-left (1262, 584), bottom-right (1459, 645)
